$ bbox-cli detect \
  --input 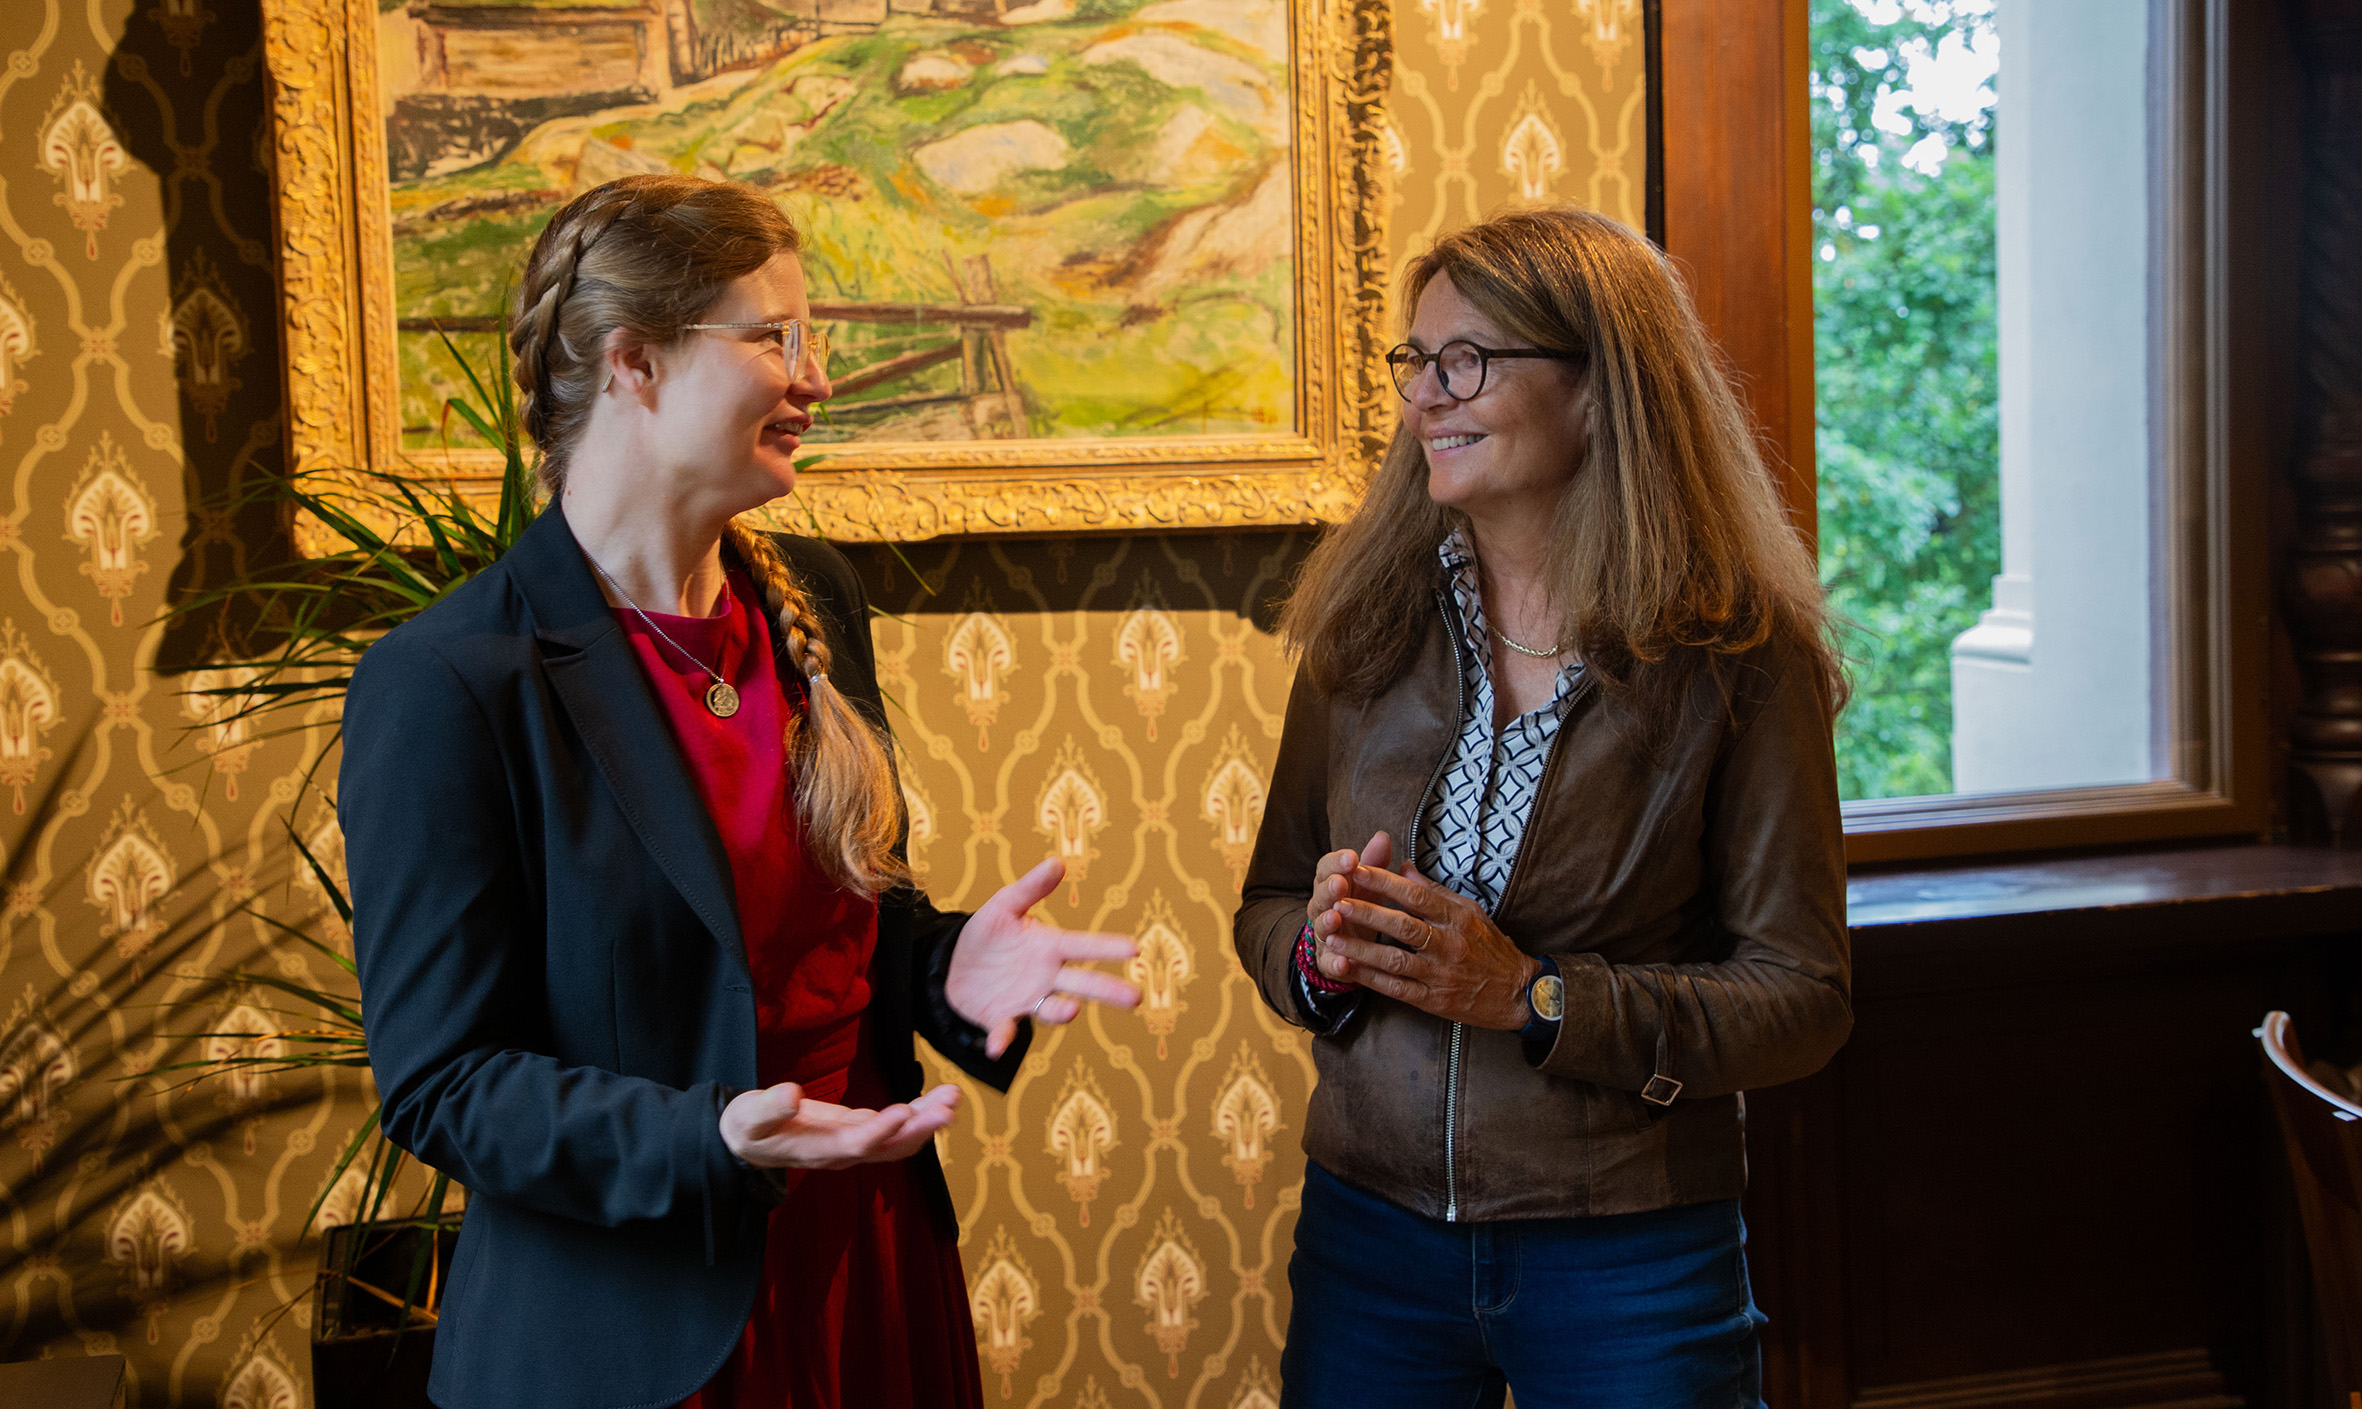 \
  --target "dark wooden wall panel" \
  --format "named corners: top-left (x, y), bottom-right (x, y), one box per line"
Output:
top-left (1739, 842), bottom-right (2362, 1409)
top-left (1836, 967), bottom-right (2278, 1388)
